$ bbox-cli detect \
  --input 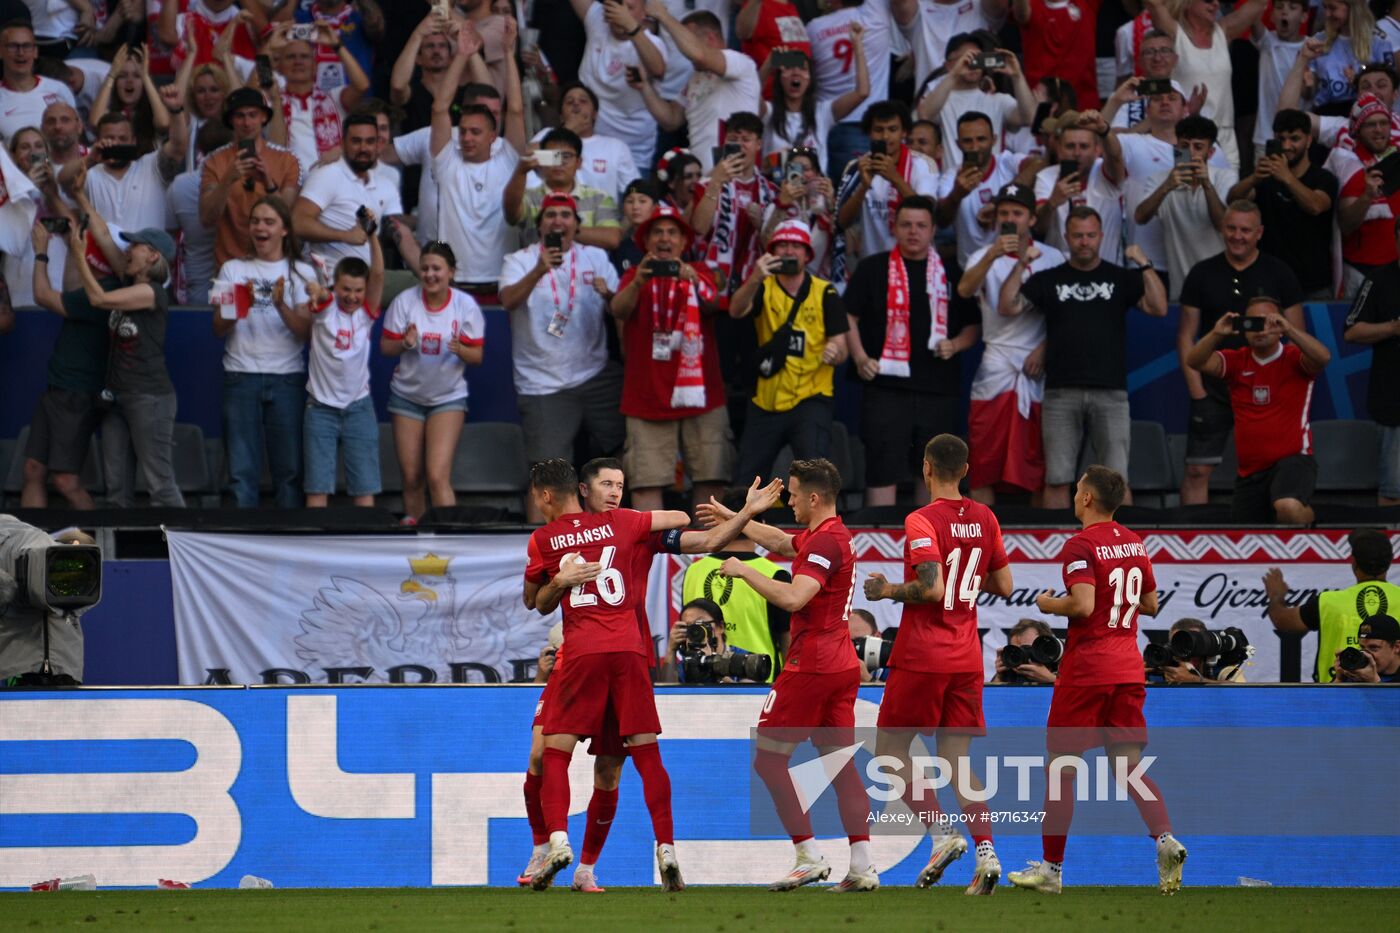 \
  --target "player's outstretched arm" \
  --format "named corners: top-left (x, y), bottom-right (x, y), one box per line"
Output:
top-left (695, 492), bottom-right (798, 557)
top-left (721, 558), bottom-right (822, 612)
top-left (649, 510), bottom-right (693, 532)
top-left (1035, 583), bottom-right (1095, 619)
top-left (1262, 567), bottom-right (1308, 632)
top-left (983, 564), bottom-right (1014, 598)
top-left (677, 477), bottom-right (785, 554)
top-left (863, 563), bottom-right (944, 604)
